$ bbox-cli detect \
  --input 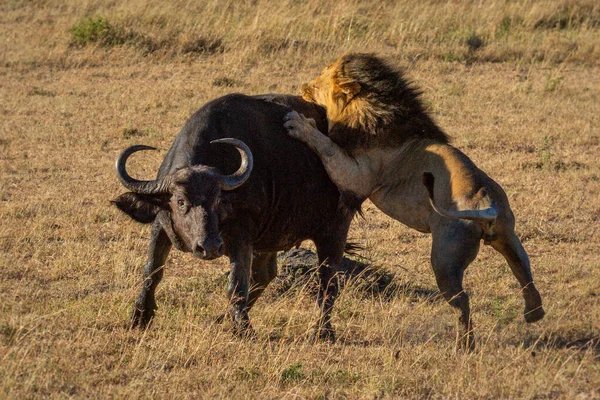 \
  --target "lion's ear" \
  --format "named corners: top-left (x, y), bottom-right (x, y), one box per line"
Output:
top-left (340, 81), bottom-right (361, 100)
